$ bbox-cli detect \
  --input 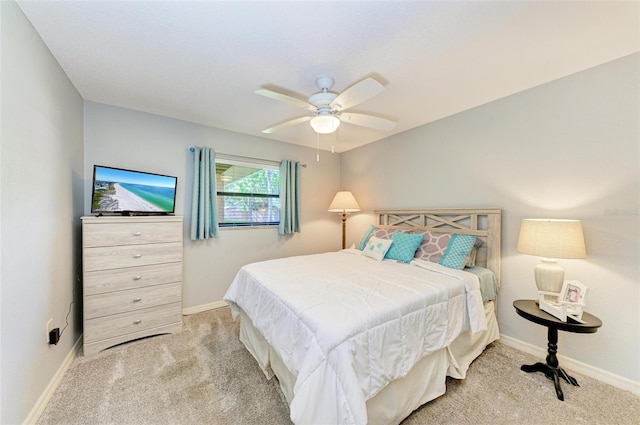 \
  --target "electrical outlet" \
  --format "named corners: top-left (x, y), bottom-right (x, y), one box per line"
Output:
top-left (46, 319), bottom-right (53, 343)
